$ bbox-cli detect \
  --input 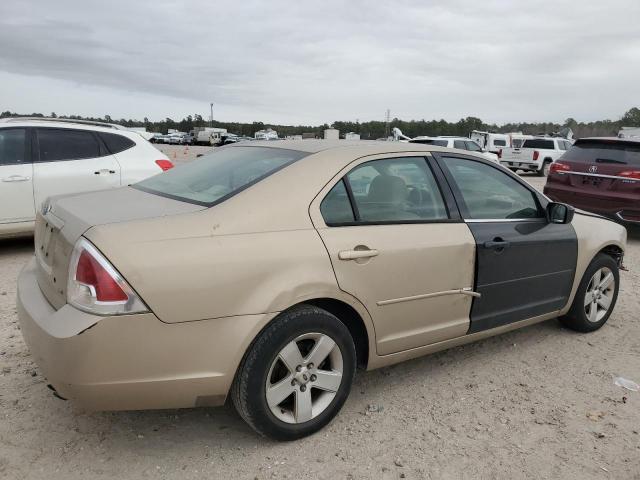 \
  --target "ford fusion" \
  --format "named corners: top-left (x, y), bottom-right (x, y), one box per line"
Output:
top-left (17, 141), bottom-right (626, 440)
